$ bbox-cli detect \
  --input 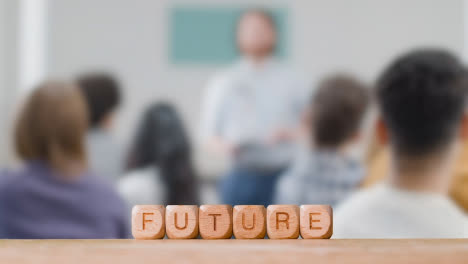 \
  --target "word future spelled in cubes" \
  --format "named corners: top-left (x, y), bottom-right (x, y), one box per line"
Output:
top-left (132, 205), bottom-right (332, 239)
